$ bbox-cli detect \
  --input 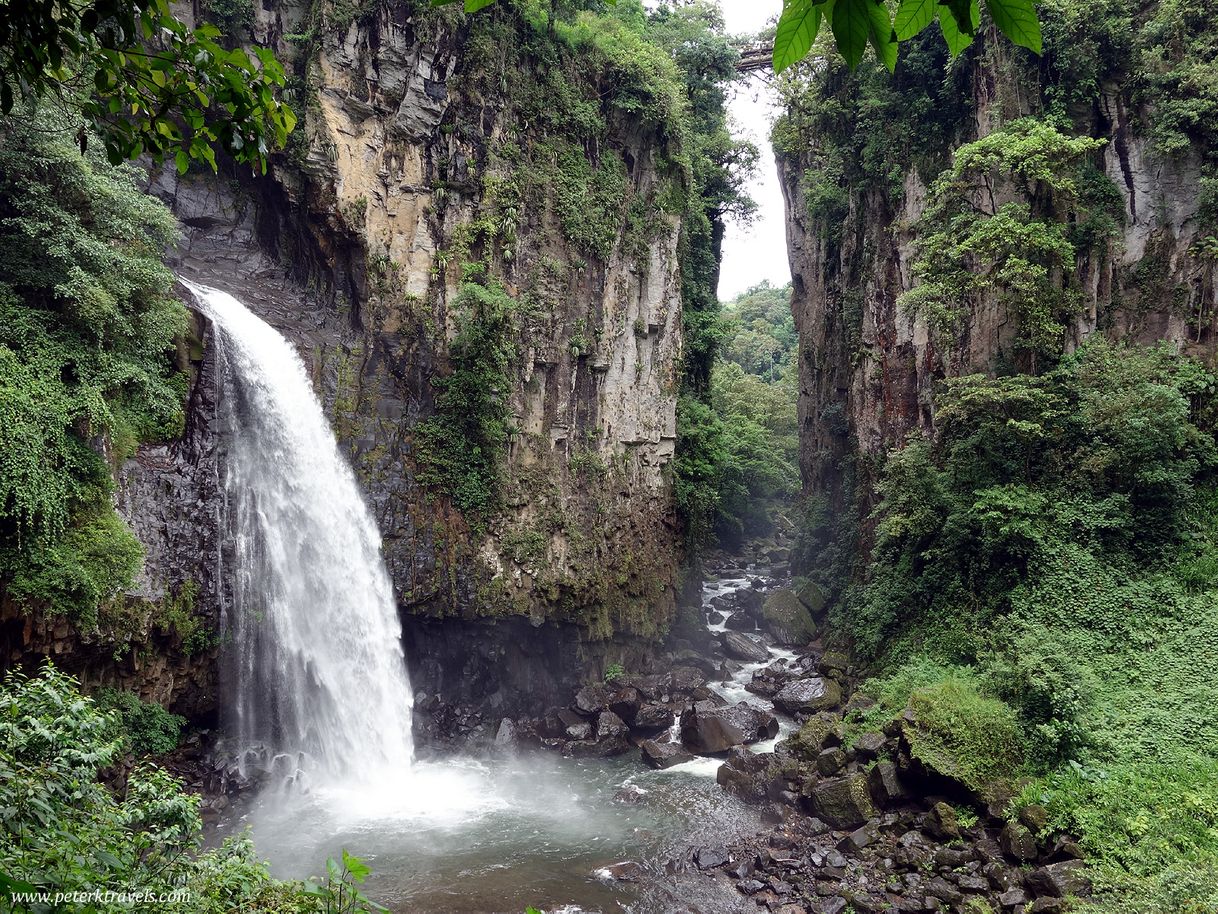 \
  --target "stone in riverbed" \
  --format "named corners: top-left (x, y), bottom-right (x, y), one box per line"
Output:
top-left (868, 761), bottom-right (909, 805)
top-left (574, 683), bottom-right (611, 714)
top-left (695, 846), bottom-right (729, 869)
top-left (807, 773), bottom-right (876, 829)
top-left (716, 746), bottom-right (772, 802)
top-left (774, 677), bottom-right (843, 715)
top-left (721, 630), bottom-right (770, 662)
top-left (681, 700), bottom-right (779, 754)
top-left (633, 702), bottom-right (676, 731)
top-left (761, 588), bottom-right (817, 645)
top-left (640, 739), bottom-right (695, 769)
top-left (494, 718), bottom-right (517, 748)
top-left (599, 861), bottom-right (643, 882)
top-left (596, 710), bottom-right (629, 739)
top-left (999, 821), bottom-right (1038, 862)
top-left (557, 708), bottom-right (592, 740)
top-left (1024, 860), bottom-right (1091, 898)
